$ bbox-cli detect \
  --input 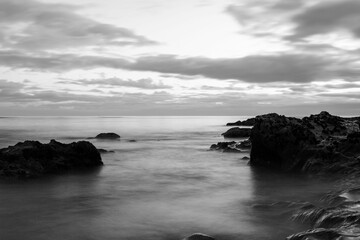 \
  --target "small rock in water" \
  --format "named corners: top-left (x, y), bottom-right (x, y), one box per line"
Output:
top-left (97, 148), bottom-right (114, 154)
top-left (242, 156), bottom-right (250, 160)
top-left (237, 139), bottom-right (251, 149)
top-left (210, 141), bottom-right (241, 153)
top-left (95, 133), bottom-right (120, 139)
top-left (182, 233), bottom-right (215, 240)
